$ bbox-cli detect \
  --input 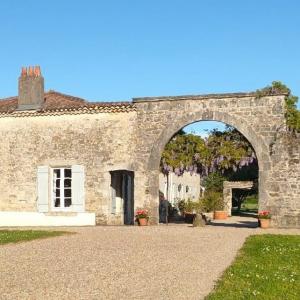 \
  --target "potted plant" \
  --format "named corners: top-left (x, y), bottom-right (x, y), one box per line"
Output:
top-left (135, 209), bottom-right (149, 226)
top-left (182, 199), bottom-right (199, 223)
top-left (204, 191), bottom-right (227, 220)
top-left (178, 199), bottom-right (186, 216)
top-left (213, 209), bottom-right (227, 220)
top-left (258, 211), bottom-right (271, 228)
